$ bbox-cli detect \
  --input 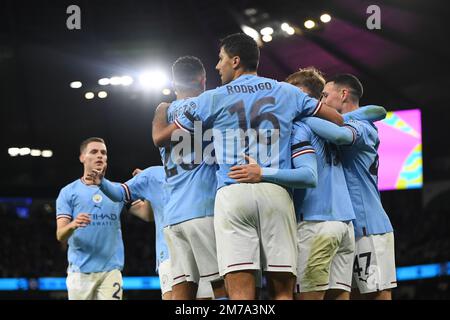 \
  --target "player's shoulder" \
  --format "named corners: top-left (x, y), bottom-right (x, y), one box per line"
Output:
top-left (141, 166), bottom-right (165, 180)
top-left (291, 119), bottom-right (313, 139)
top-left (61, 179), bottom-right (81, 192)
top-left (57, 179), bottom-right (80, 198)
top-left (346, 119), bottom-right (376, 132)
top-left (293, 119), bottom-right (312, 132)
